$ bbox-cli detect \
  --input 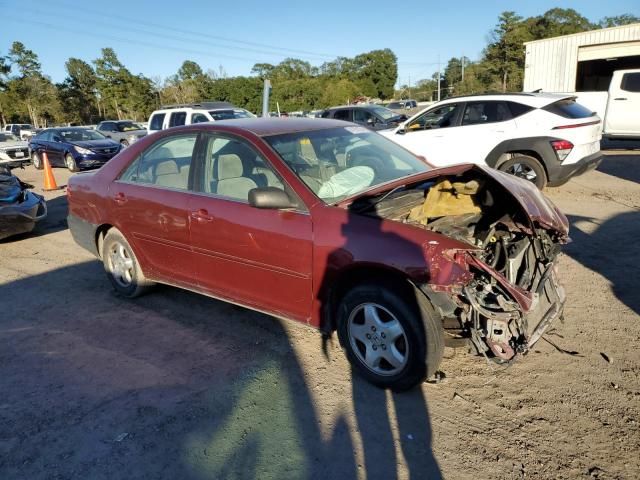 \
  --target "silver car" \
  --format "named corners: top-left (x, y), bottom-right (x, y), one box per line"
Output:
top-left (0, 133), bottom-right (30, 167)
top-left (95, 120), bottom-right (147, 147)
